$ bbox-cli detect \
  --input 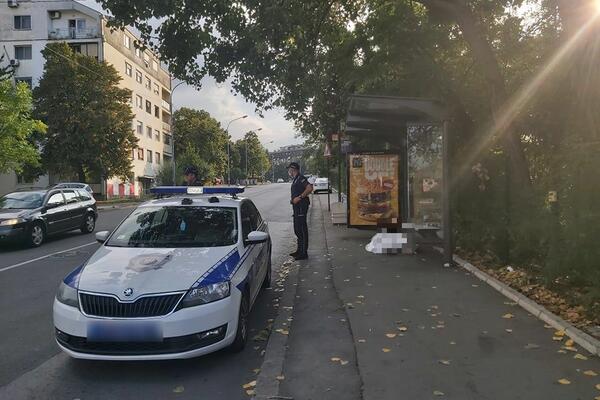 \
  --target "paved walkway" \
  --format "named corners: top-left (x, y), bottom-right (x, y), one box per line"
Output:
top-left (277, 194), bottom-right (600, 400)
